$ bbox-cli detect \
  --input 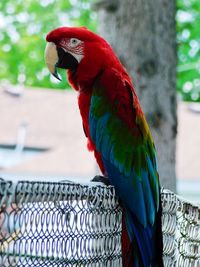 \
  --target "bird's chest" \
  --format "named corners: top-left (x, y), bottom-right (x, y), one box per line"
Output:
top-left (78, 90), bottom-right (92, 136)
